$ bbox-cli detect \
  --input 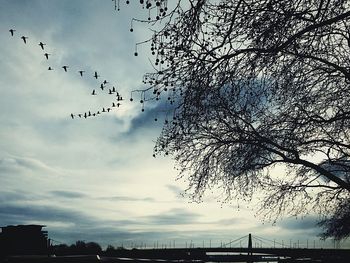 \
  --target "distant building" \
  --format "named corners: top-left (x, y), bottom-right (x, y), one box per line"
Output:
top-left (0, 225), bottom-right (49, 255)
